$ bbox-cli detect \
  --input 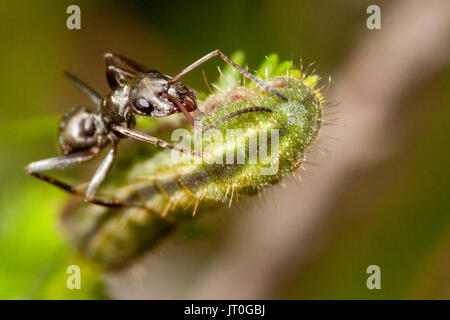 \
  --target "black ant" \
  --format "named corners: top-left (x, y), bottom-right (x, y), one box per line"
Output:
top-left (25, 50), bottom-right (287, 208)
